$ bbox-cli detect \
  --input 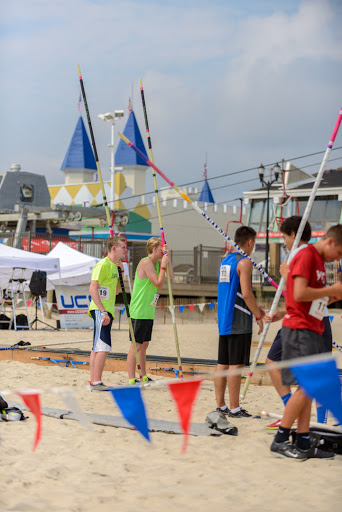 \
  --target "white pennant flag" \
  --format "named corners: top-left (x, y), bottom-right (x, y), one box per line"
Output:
top-left (55, 388), bottom-right (93, 431)
top-left (198, 303), bottom-right (205, 312)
